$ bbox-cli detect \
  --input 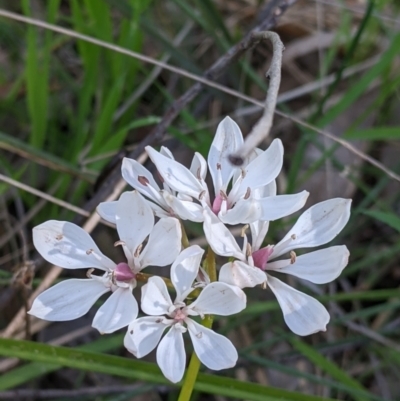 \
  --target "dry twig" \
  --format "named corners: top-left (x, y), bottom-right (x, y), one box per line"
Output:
top-left (229, 31), bottom-right (284, 165)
